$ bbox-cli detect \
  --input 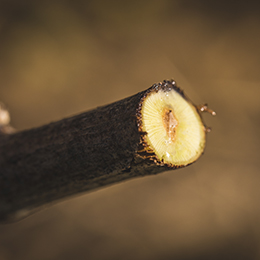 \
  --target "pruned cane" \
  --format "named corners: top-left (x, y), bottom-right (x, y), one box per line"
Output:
top-left (0, 80), bottom-right (215, 222)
